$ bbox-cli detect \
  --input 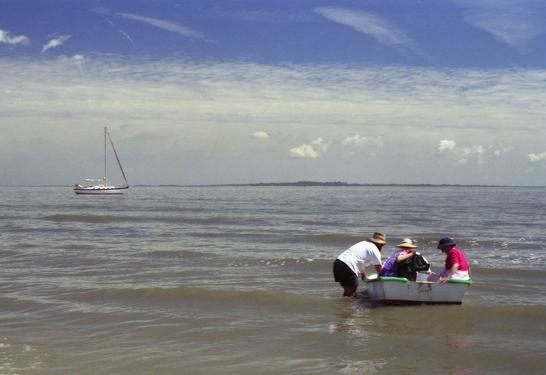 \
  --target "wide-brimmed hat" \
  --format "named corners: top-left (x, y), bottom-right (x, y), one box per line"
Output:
top-left (397, 238), bottom-right (416, 248)
top-left (437, 237), bottom-right (456, 249)
top-left (368, 232), bottom-right (387, 245)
